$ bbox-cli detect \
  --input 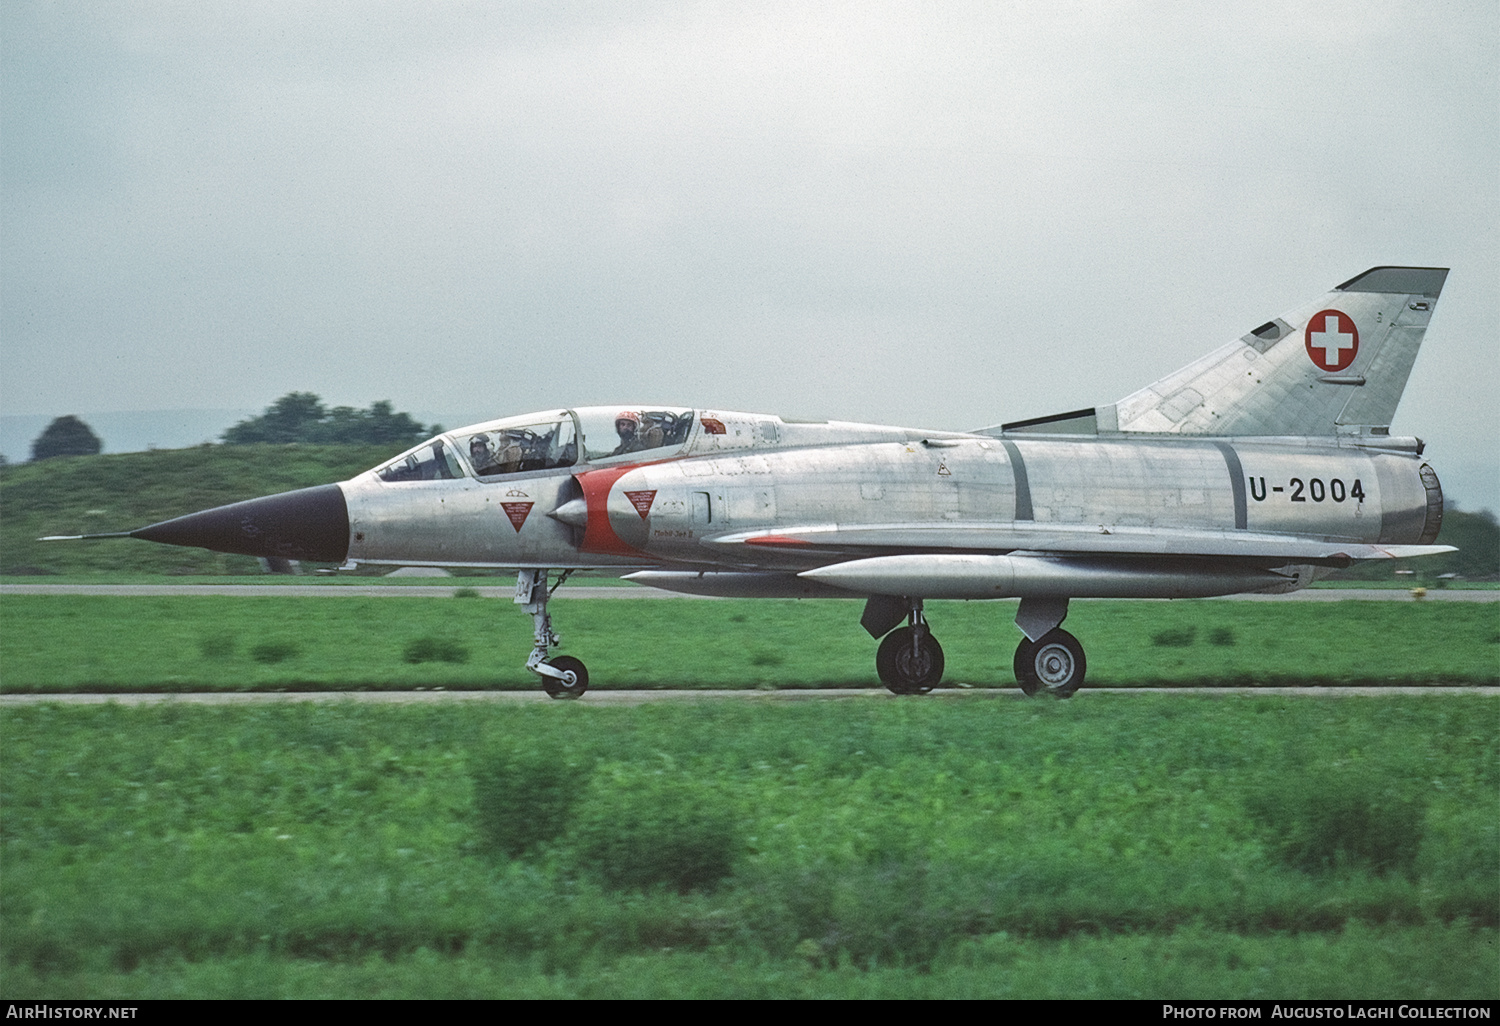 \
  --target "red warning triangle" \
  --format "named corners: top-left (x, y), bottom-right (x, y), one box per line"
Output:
top-left (624, 490), bottom-right (657, 519)
top-left (501, 502), bottom-right (533, 532)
